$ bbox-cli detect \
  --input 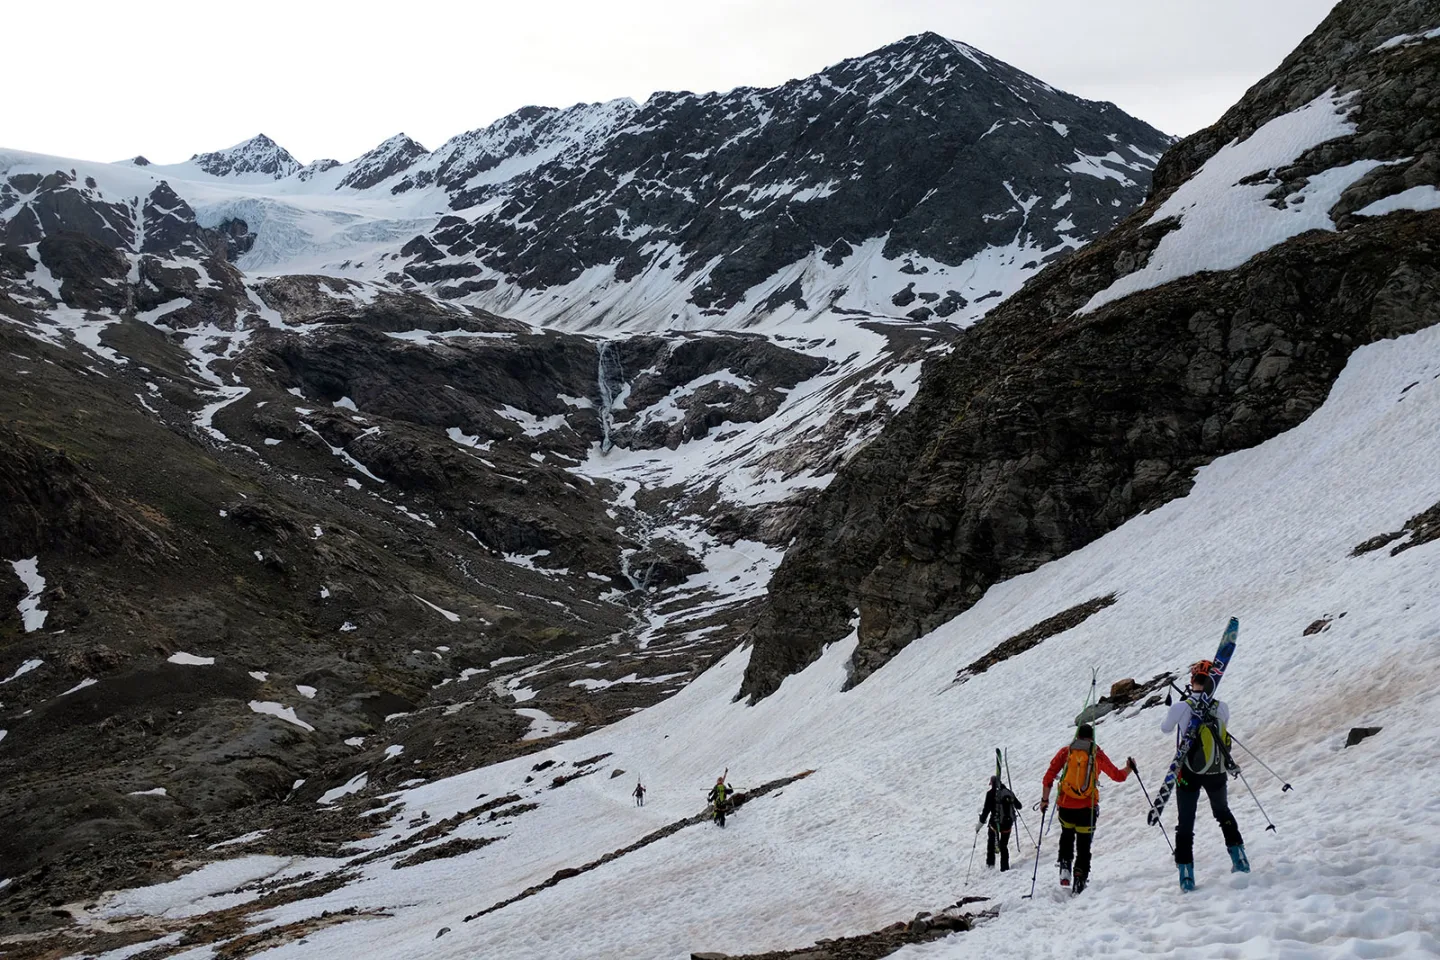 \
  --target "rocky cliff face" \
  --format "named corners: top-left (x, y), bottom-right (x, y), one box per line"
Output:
top-left (740, 0), bottom-right (1440, 700)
